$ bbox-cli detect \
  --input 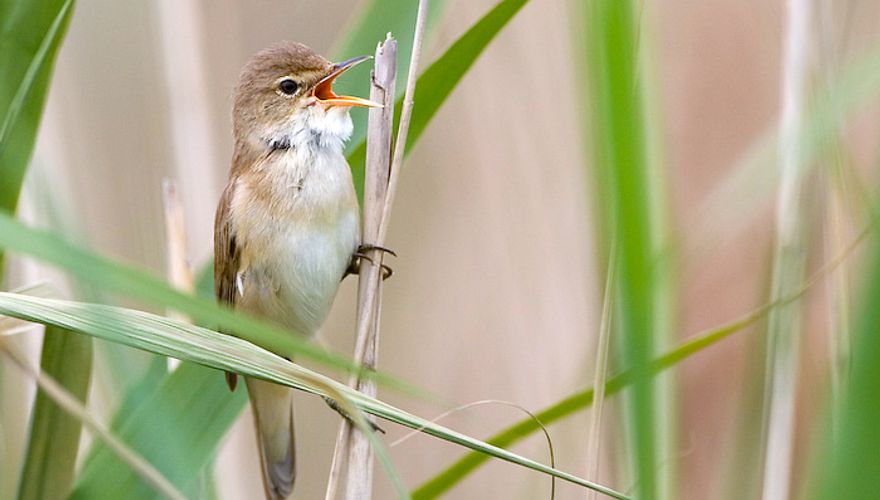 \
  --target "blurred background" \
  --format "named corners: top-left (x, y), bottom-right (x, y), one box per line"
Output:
top-left (3, 0), bottom-right (880, 499)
